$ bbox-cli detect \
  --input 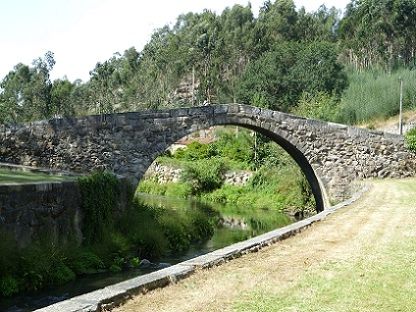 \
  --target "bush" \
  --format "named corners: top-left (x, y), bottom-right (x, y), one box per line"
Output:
top-left (182, 158), bottom-right (228, 195)
top-left (0, 276), bottom-right (19, 297)
top-left (78, 171), bottom-right (120, 244)
top-left (174, 141), bottom-right (218, 160)
top-left (69, 251), bottom-right (105, 275)
top-left (292, 91), bottom-right (340, 122)
top-left (405, 128), bottom-right (416, 153)
top-left (49, 262), bottom-right (76, 286)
